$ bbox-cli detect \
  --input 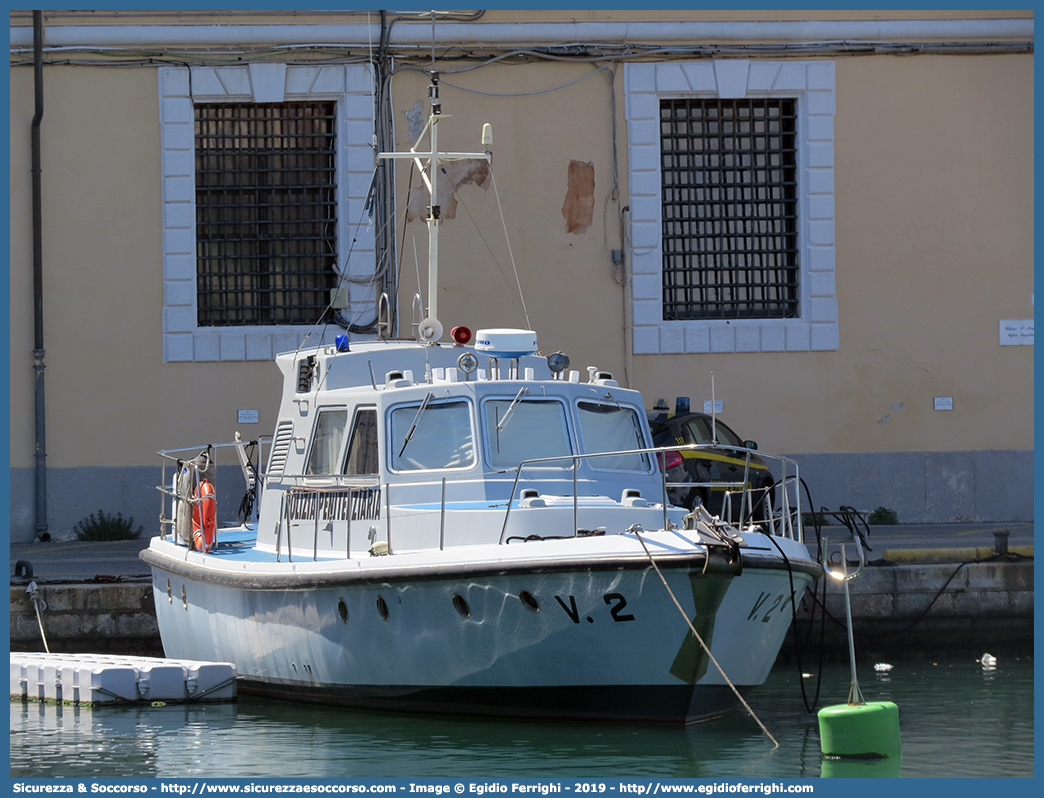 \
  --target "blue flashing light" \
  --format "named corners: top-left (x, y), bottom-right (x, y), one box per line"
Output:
top-left (335, 333), bottom-right (350, 352)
